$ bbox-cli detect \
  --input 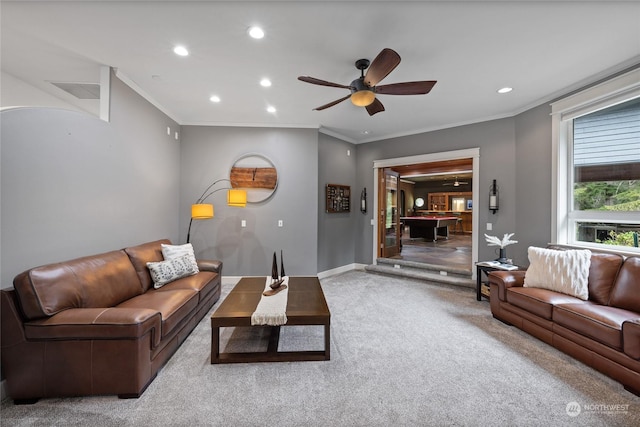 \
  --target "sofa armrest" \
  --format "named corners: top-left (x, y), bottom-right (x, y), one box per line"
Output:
top-left (489, 270), bottom-right (526, 301)
top-left (23, 307), bottom-right (162, 348)
top-left (623, 318), bottom-right (640, 360)
top-left (197, 259), bottom-right (222, 273)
